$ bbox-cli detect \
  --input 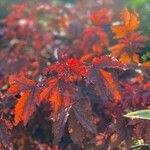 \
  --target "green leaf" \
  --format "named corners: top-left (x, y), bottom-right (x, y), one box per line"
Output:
top-left (124, 110), bottom-right (150, 120)
top-left (141, 52), bottom-right (150, 62)
top-left (125, 0), bottom-right (149, 9)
